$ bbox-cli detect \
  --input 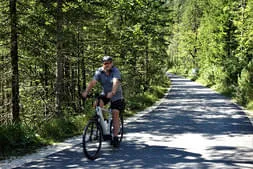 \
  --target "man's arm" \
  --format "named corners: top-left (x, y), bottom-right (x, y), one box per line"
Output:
top-left (107, 78), bottom-right (120, 98)
top-left (112, 78), bottom-right (120, 95)
top-left (82, 79), bottom-right (97, 98)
